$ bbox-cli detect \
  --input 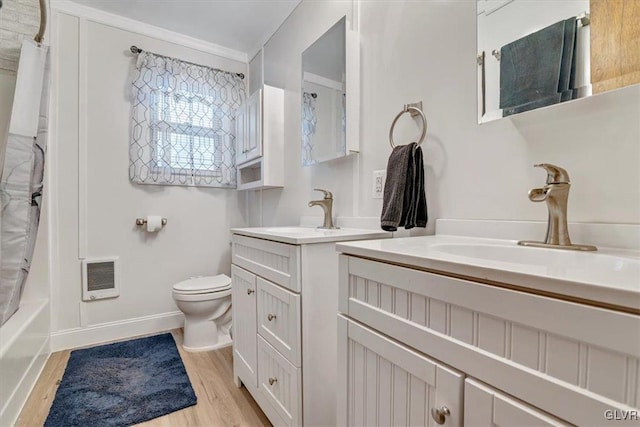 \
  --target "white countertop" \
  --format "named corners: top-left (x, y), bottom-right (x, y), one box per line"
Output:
top-left (231, 226), bottom-right (391, 245)
top-left (337, 235), bottom-right (640, 312)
